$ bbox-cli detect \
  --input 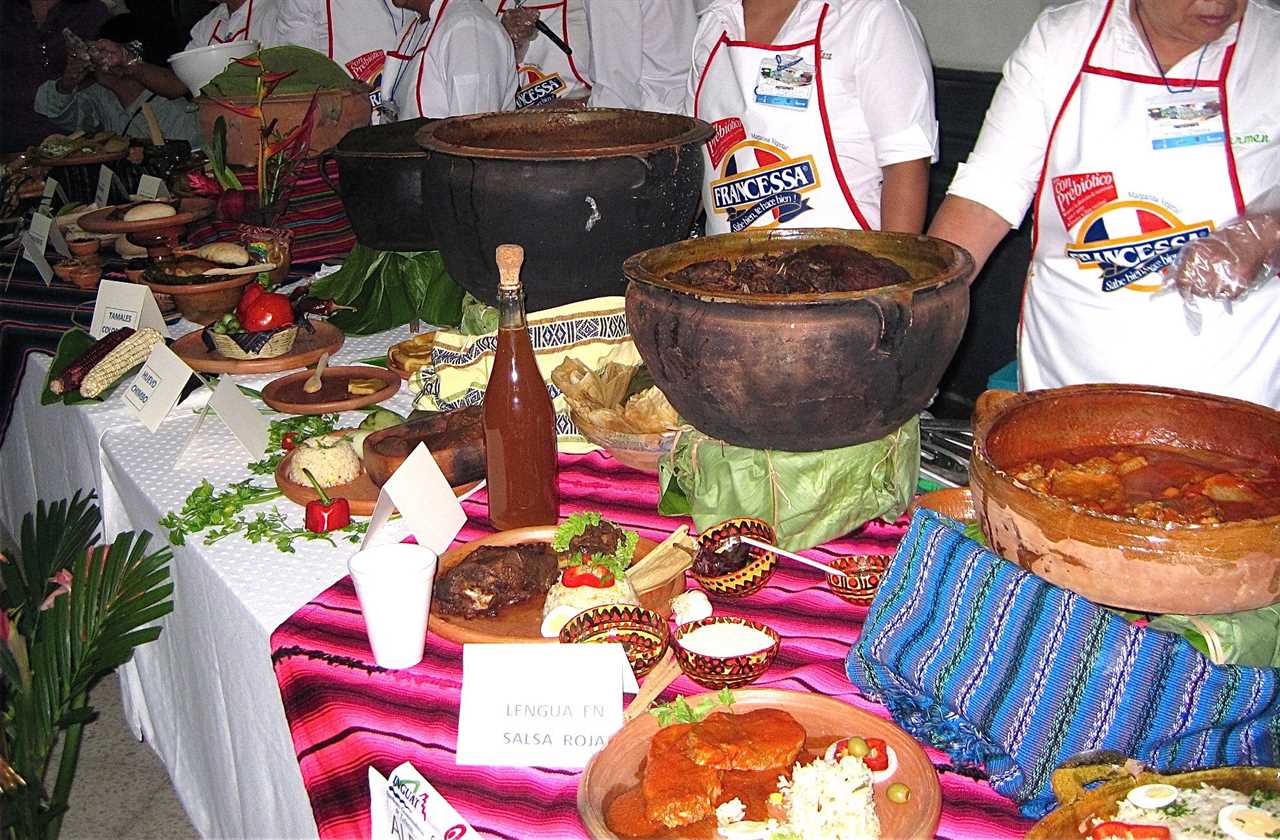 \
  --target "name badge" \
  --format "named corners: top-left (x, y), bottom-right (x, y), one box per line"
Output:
top-left (1147, 92), bottom-right (1225, 150)
top-left (755, 54), bottom-right (814, 110)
